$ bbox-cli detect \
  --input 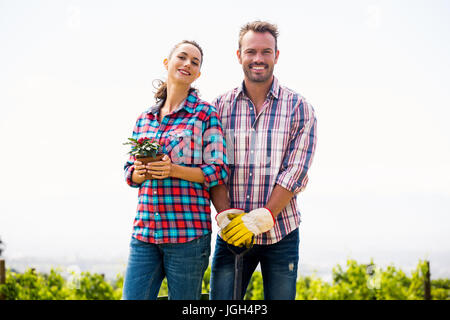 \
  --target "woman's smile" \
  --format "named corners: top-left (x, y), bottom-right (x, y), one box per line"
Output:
top-left (178, 68), bottom-right (191, 76)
